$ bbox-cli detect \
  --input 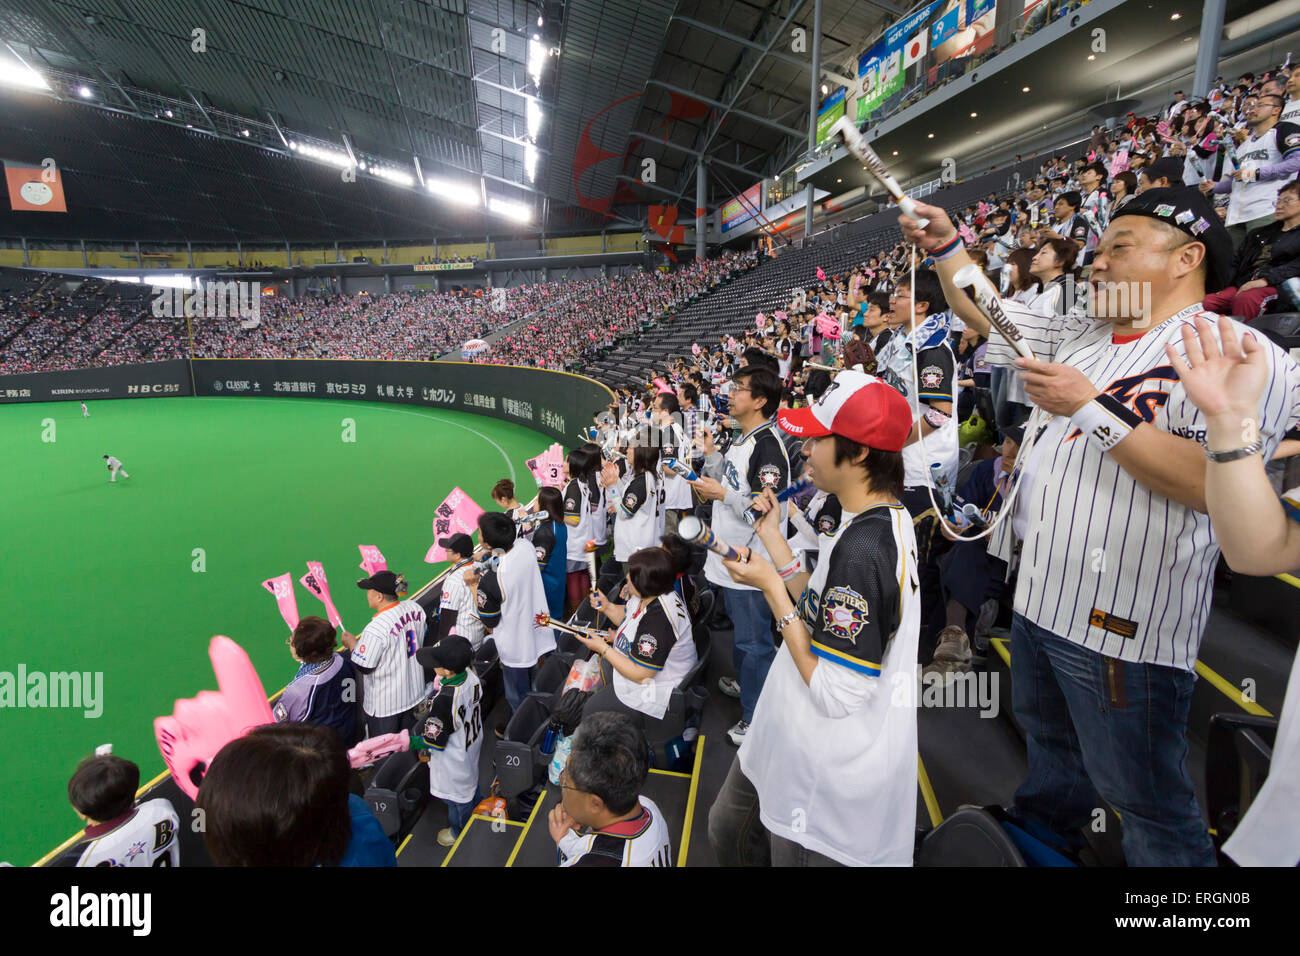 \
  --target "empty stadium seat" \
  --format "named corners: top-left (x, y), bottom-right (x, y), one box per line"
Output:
top-left (496, 692), bottom-right (553, 801)
top-left (1205, 712), bottom-right (1279, 852)
top-left (915, 807), bottom-right (1027, 866)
